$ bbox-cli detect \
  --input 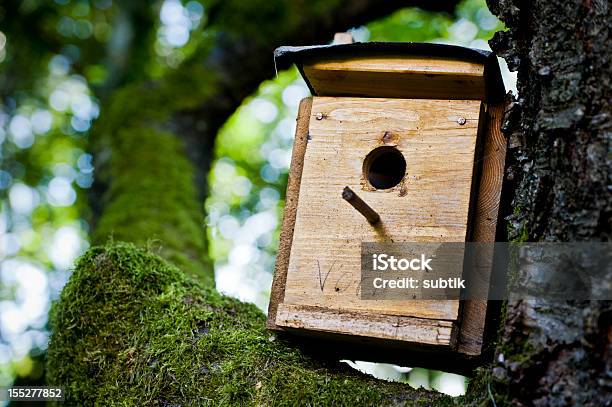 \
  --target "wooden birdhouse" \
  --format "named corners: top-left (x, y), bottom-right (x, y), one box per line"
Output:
top-left (267, 41), bottom-right (507, 370)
